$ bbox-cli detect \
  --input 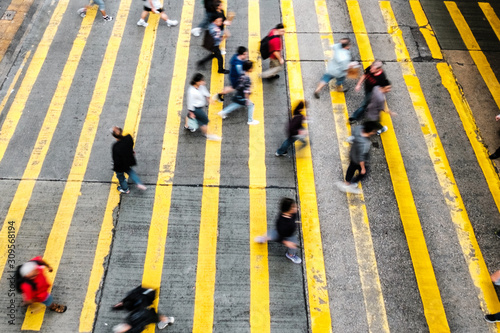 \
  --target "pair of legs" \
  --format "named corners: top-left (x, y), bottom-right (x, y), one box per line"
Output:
top-left (198, 46), bottom-right (225, 73)
top-left (138, 7), bottom-right (178, 27)
top-left (350, 91), bottom-right (372, 121)
top-left (261, 58), bottom-right (283, 79)
top-left (40, 294), bottom-right (67, 313)
top-left (276, 135), bottom-right (307, 156)
top-left (255, 230), bottom-right (301, 263)
top-left (116, 168), bottom-right (146, 192)
top-left (113, 308), bottom-right (174, 332)
top-left (78, 0), bottom-right (112, 20)
top-left (219, 101), bottom-right (257, 124)
top-left (191, 12), bottom-right (211, 36)
top-left (314, 73), bottom-right (346, 97)
top-left (184, 107), bottom-right (215, 139)
top-left (345, 161), bottom-right (367, 185)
